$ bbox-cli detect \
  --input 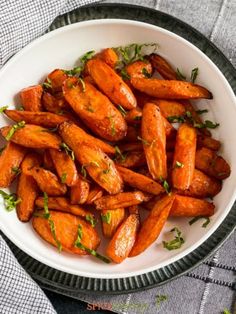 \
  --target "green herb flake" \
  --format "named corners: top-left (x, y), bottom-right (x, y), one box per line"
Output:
top-left (163, 227), bottom-right (184, 250)
top-left (137, 136), bottom-right (150, 146)
top-left (189, 216), bottom-right (210, 228)
top-left (114, 146), bottom-right (127, 162)
top-left (163, 180), bottom-right (171, 194)
top-left (64, 66), bottom-right (82, 76)
top-left (80, 50), bottom-right (96, 64)
top-left (175, 161), bottom-right (184, 168)
top-left (223, 309), bottom-right (231, 314)
top-left (176, 68), bottom-right (186, 81)
top-left (204, 120), bottom-right (220, 129)
top-left (167, 115), bottom-right (185, 123)
top-left (11, 166), bottom-right (21, 176)
top-left (0, 106), bottom-right (8, 113)
top-left (142, 67), bottom-right (152, 78)
top-left (120, 68), bottom-right (130, 80)
top-left (78, 78), bottom-right (86, 92)
top-left (60, 142), bottom-right (75, 161)
top-left (86, 105), bottom-right (94, 113)
top-left (18, 106), bottom-right (24, 111)
top-left (42, 77), bottom-right (52, 89)
top-left (0, 190), bottom-right (21, 211)
top-left (85, 214), bottom-right (97, 227)
top-left (196, 109), bottom-right (208, 115)
top-left (101, 212), bottom-right (111, 224)
top-left (61, 173), bottom-right (67, 184)
top-left (74, 224), bottom-right (110, 263)
top-left (156, 295), bottom-right (168, 308)
top-left (41, 126), bottom-right (58, 133)
top-left (117, 105), bottom-right (127, 117)
top-left (81, 165), bottom-right (87, 178)
top-left (190, 67), bottom-right (199, 83)
top-left (5, 121), bottom-right (25, 141)
top-left (108, 115), bottom-right (116, 136)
